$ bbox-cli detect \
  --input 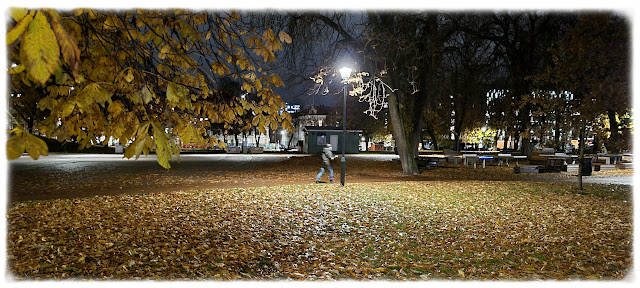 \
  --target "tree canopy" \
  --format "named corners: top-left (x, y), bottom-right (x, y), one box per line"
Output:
top-left (6, 9), bottom-right (632, 173)
top-left (7, 8), bottom-right (294, 168)
top-left (289, 11), bottom-right (630, 174)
